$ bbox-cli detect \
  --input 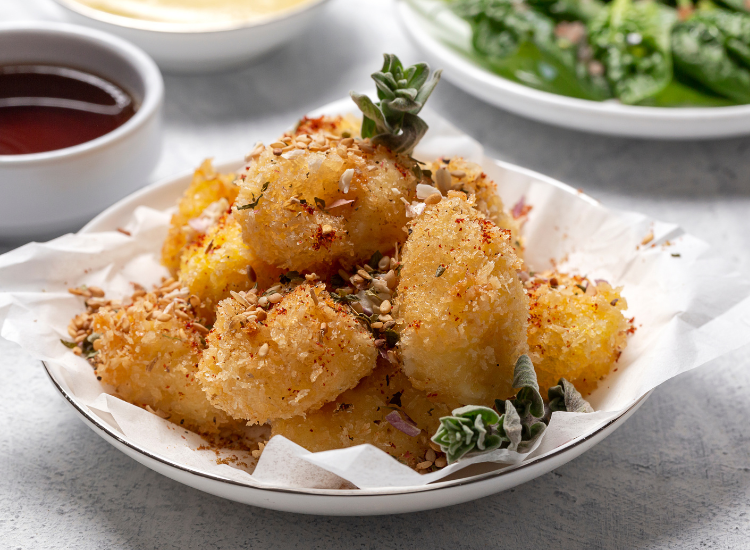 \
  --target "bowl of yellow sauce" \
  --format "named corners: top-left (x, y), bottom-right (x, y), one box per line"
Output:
top-left (53, 0), bottom-right (330, 73)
